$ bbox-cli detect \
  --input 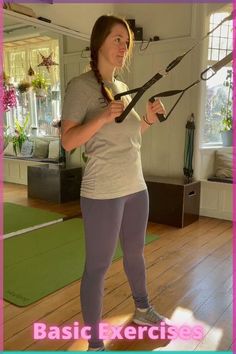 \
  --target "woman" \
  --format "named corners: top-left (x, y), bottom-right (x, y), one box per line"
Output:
top-left (61, 15), bottom-right (166, 351)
